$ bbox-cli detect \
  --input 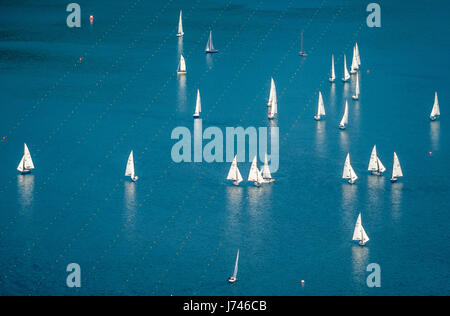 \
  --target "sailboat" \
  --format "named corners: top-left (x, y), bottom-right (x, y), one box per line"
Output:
top-left (368, 145), bottom-right (386, 176)
top-left (228, 249), bottom-right (239, 283)
top-left (353, 213), bottom-right (370, 246)
top-left (205, 31), bottom-right (218, 54)
top-left (329, 54), bottom-right (336, 83)
top-left (176, 10), bottom-right (184, 37)
top-left (350, 46), bottom-right (359, 74)
top-left (193, 89), bottom-right (202, 118)
top-left (17, 143), bottom-right (35, 174)
top-left (267, 78), bottom-right (278, 119)
top-left (355, 43), bottom-right (361, 67)
top-left (342, 55), bottom-right (351, 82)
top-left (125, 151), bottom-right (139, 182)
top-left (391, 152), bottom-right (403, 183)
top-left (227, 156), bottom-right (244, 186)
top-left (262, 153), bottom-right (275, 183)
top-left (299, 30), bottom-right (307, 57)
top-left (430, 92), bottom-right (440, 121)
top-left (177, 55), bottom-right (187, 74)
top-left (352, 72), bottom-right (360, 100)
top-left (314, 91), bottom-right (326, 121)
top-left (343, 153), bottom-right (358, 184)
top-left (248, 156), bottom-right (268, 187)
top-left (339, 101), bottom-right (349, 130)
